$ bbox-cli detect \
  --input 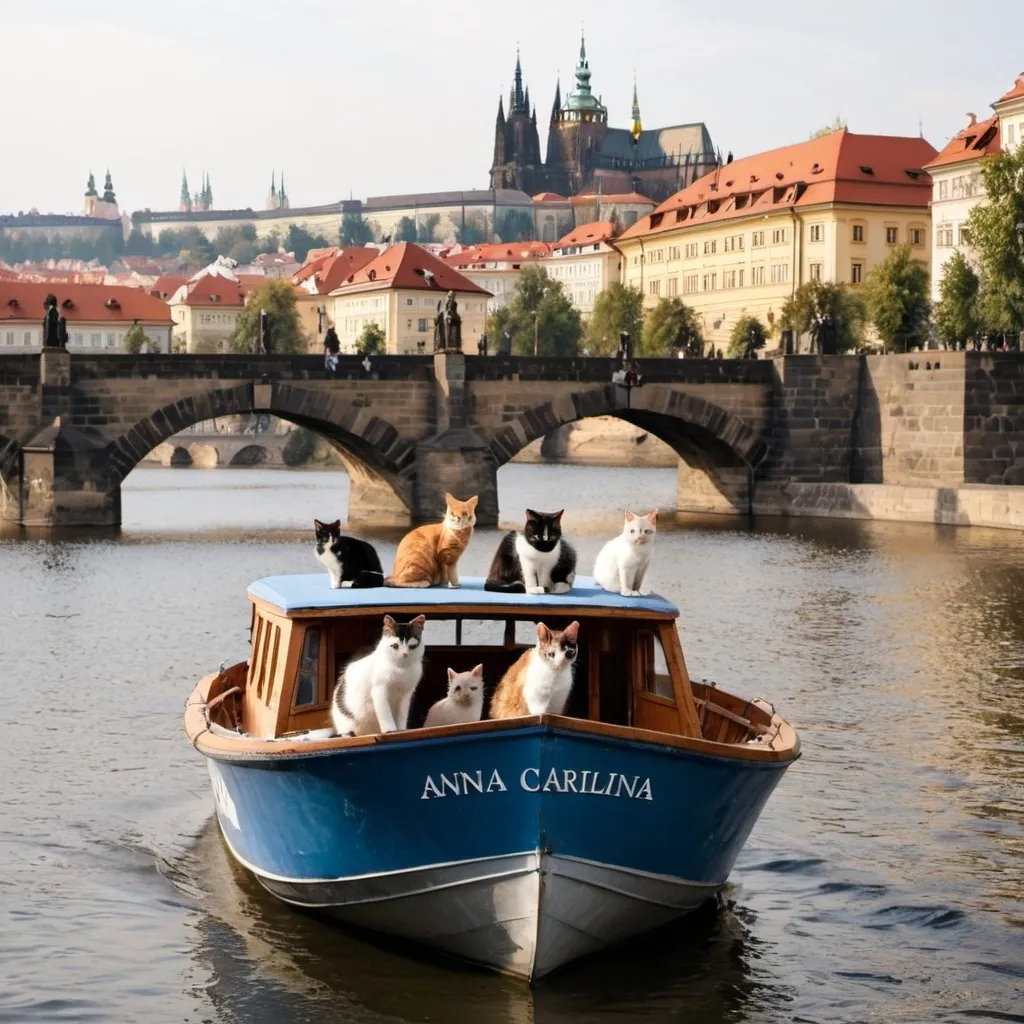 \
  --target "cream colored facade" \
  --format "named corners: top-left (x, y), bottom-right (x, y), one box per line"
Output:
top-left (1, 320), bottom-right (172, 353)
top-left (545, 244), bottom-right (621, 318)
top-left (328, 287), bottom-right (488, 355)
top-left (168, 302), bottom-right (241, 353)
top-left (619, 205), bottom-right (930, 350)
top-left (927, 162), bottom-right (986, 302)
